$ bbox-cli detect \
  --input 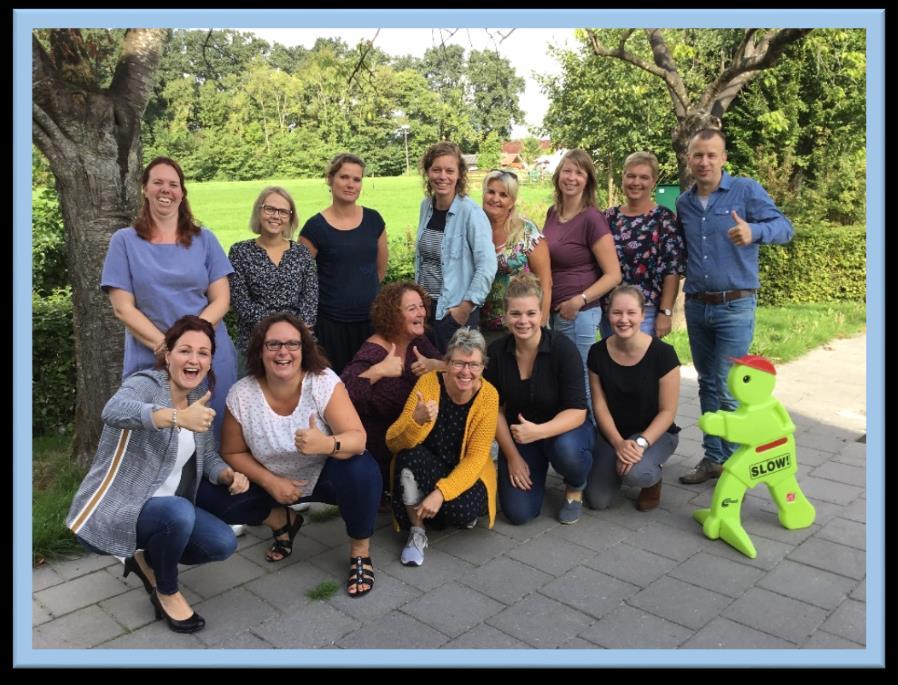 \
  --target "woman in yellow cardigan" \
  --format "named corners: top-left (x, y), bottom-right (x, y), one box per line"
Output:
top-left (386, 327), bottom-right (498, 567)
